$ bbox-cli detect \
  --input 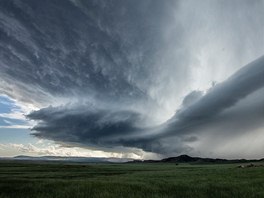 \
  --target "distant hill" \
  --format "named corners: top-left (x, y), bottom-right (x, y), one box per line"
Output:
top-left (12, 155), bottom-right (132, 163)
top-left (130, 155), bottom-right (264, 164)
top-left (2, 154), bottom-right (264, 164)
